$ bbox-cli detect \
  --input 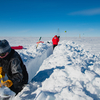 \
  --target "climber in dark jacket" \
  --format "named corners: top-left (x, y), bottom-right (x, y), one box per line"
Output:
top-left (0, 39), bottom-right (28, 95)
